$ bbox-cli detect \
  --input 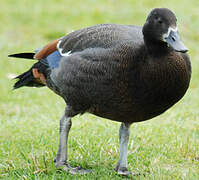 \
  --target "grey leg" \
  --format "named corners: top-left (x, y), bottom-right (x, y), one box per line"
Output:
top-left (55, 115), bottom-right (71, 166)
top-left (115, 122), bottom-right (131, 175)
top-left (55, 113), bottom-right (91, 174)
